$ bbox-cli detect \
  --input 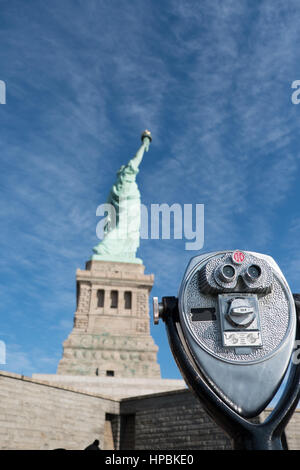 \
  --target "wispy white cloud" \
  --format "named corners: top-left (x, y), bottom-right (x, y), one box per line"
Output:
top-left (0, 343), bottom-right (60, 376)
top-left (1, 0), bottom-right (300, 380)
